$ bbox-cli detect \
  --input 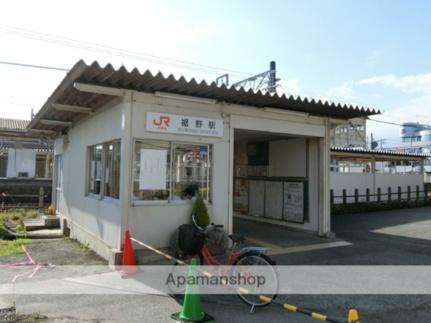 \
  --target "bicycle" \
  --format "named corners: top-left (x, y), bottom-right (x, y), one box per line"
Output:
top-left (170, 213), bottom-right (279, 309)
